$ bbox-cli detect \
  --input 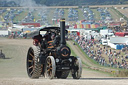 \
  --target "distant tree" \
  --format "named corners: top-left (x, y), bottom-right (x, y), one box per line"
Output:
top-left (0, 1), bottom-right (17, 7)
top-left (120, 0), bottom-right (128, 4)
